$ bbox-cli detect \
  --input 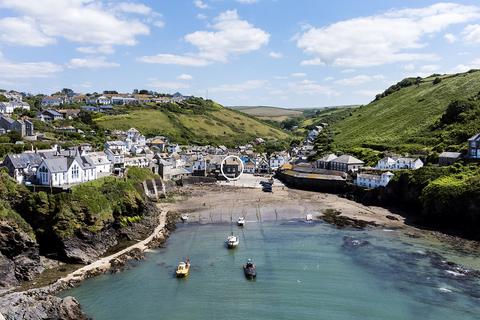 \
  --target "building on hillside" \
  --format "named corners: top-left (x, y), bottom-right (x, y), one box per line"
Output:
top-left (330, 155), bottom-right (364, 172)
top-left (104, 149), bottom-right (125, 167)
top-left (166, 144), bottom-right (181, 154)
top-left (38, 109), bottom-right (64, 122)
top-left (269, 153), bottom-right (289, 171)
top-left (87, 151), bottom-right (112, 175)
top-left (111, 96), bottom-right (138, 105)
top-left (192, 157), bottom-right (207, 176)
top-left (57, 109), bottom-right (80, 119)
top-left (0, 101), bottom-right (30, 114)
top-left (356, 171), bottom-right (394, 189)
top-left (2, 152), bottom-right (44, 183)
top-left (0, 115), bottom-right (34, 137)
top-left (96, 96), bottom-right (111, 105)
top-left (376, 157), bottom-right (424, 170)
top-left (36, 156), bottom-right (97, 187)
top-left (124, 156), bottom-right (149, 168)
top-left (316, 154), bottom-right (337, 170)
top-left (105, 140), bottom-right (128, 155)
top-left (41, 96), bottom-right (63, 107)
top-left (468, 133), bottom-right (480, 159)
top-left (244, 160), bottom-right (256, 174)
top-left (223, 156), bottom-right (241, 179)
top-left (438, 152), bottom-right (462, 166)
